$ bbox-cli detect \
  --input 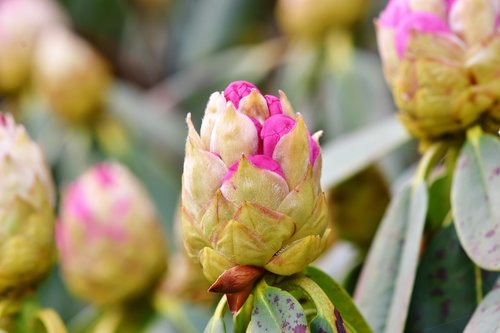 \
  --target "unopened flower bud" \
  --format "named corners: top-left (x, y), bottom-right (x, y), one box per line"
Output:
top-left (276, 0), bottom-right (369, 41)
top-left (181, 81), bottom-right (330, 286)
top-left (0, 113), bottom-right (55, 295)
top-left (34, 27), bottom-right (111, 125)
top-left (56, 163), bottom-right (167, 306)
top-left (376, 0), bottom-right (500, 141)
top-left (0, 0), bottom-right (65, 93)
